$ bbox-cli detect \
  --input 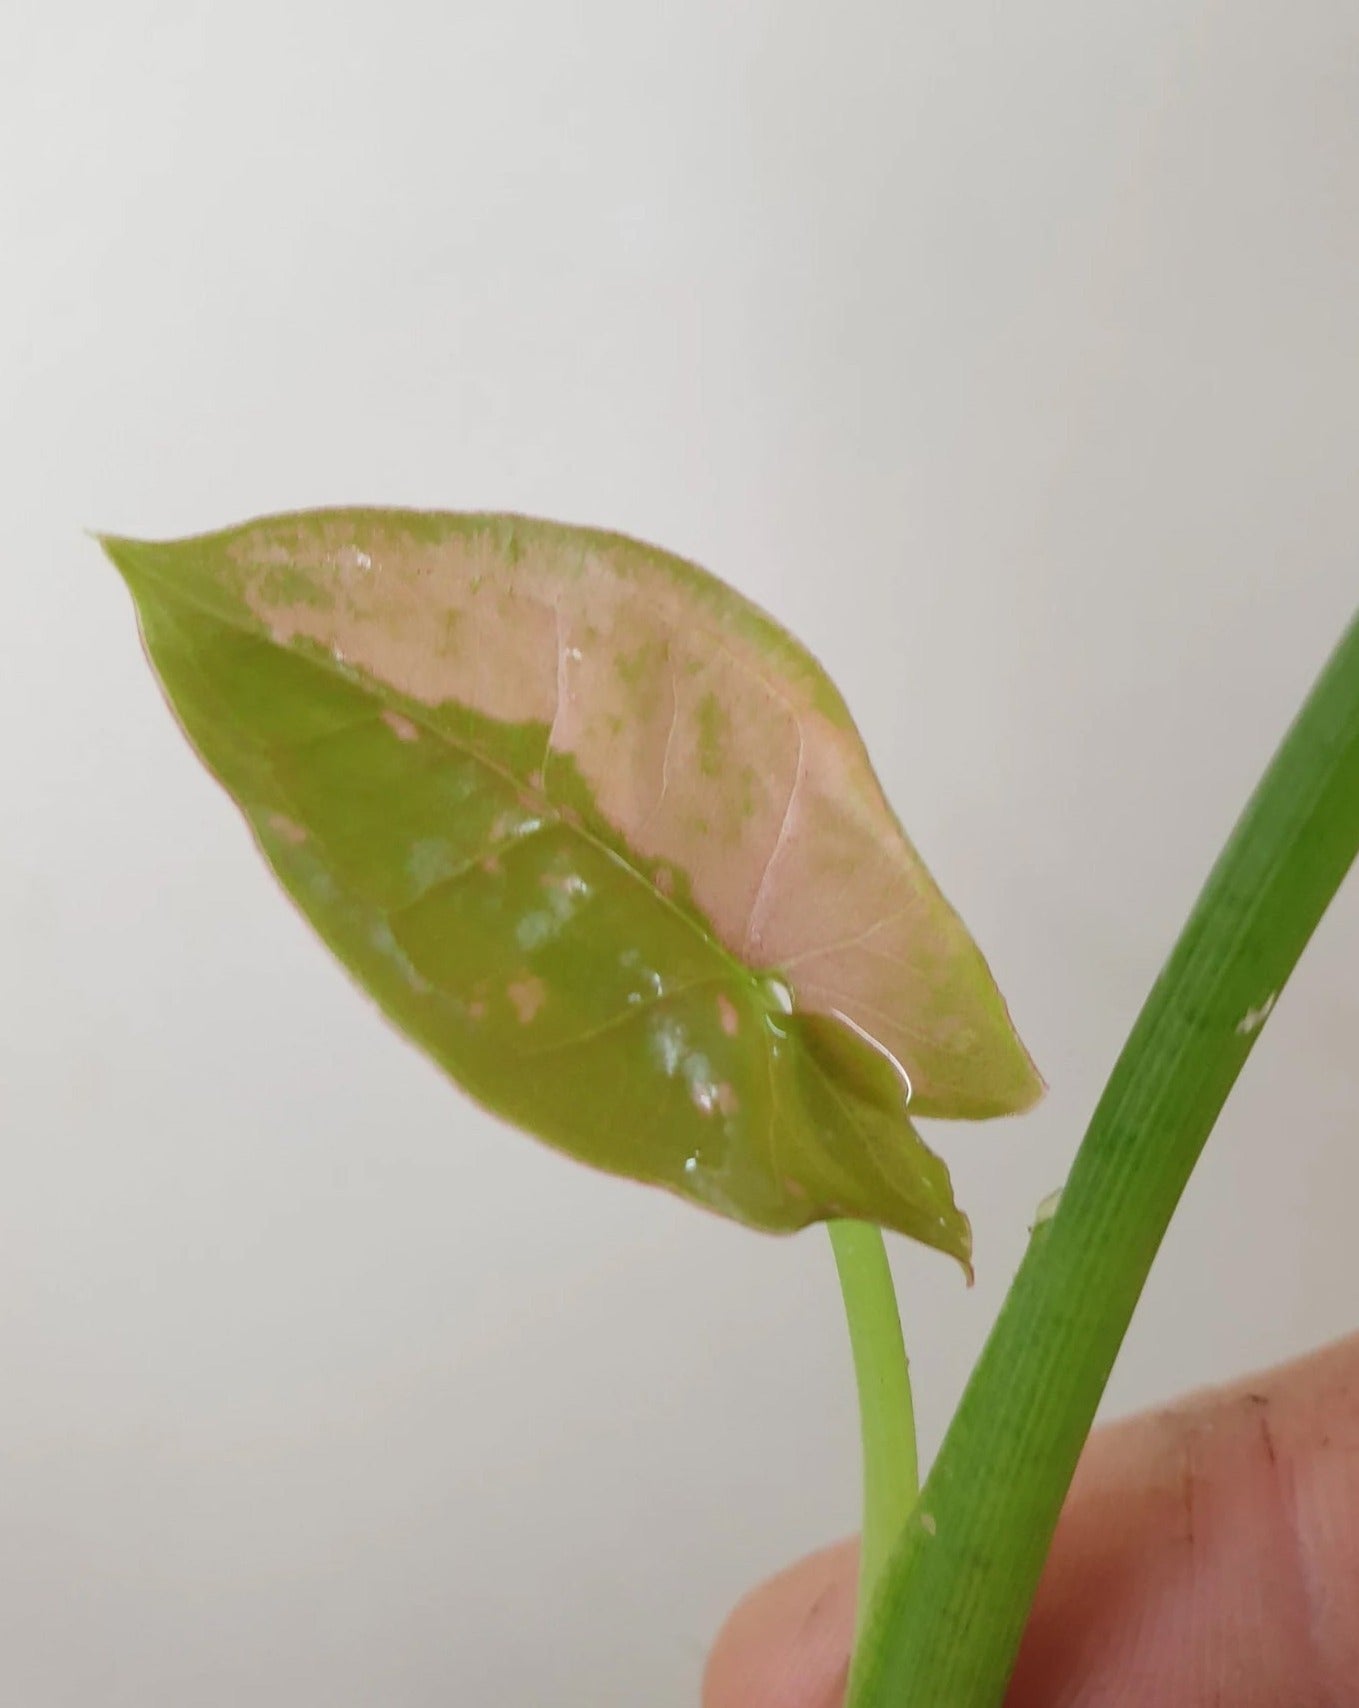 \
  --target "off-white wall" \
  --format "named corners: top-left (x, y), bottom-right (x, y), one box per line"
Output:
top-left (2, 3), bottom-right (1356, 1702)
